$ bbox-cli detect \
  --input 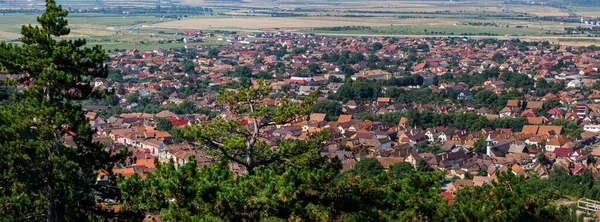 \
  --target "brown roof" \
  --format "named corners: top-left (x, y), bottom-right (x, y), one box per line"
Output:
top-left (309, 113), bottom-right (327, 123)
top-left (526, 101), bottom-right (543, 110)
top-left (454, 179), bottom-right (474, 189)
top-left (507, 100), bottom-right (523, 107)
top-left (376, 157), bottom-right (405, 168)
top-left (473, 176), bottom-right (494, 186)
top-left (155, 110), bottom-right (177, 118)
top-left (342, 159), bottom-right (357, 172)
